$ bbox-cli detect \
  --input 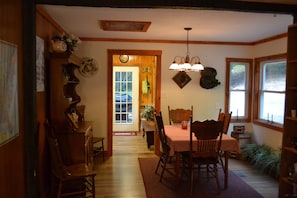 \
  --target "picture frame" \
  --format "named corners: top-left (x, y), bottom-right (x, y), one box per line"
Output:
top-left (172, 71), bottom-right (191, 89)
top-left (0, 40), bottom-right (19, 146)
